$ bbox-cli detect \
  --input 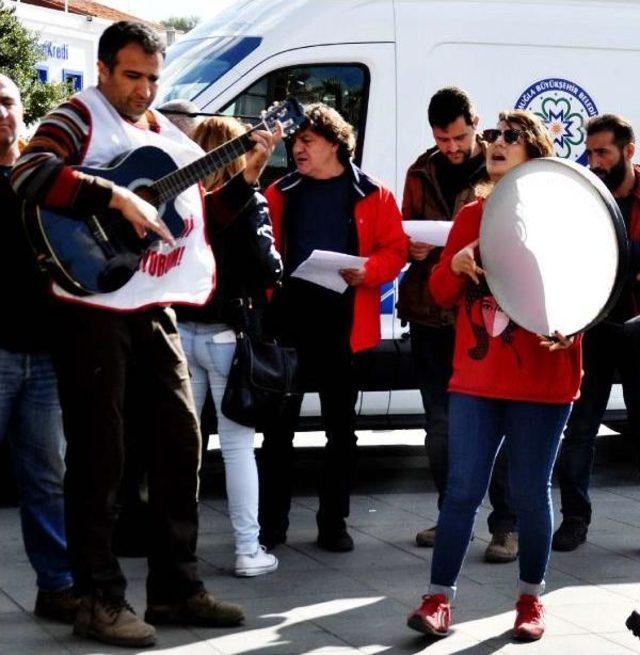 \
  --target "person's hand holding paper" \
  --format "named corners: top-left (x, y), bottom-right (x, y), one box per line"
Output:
top-left (291, 250), bottom-right (368, 293)
top-left (340, 266), bottom-right (367, 286)
top-left (403, 220), bottom-right (453, 260)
